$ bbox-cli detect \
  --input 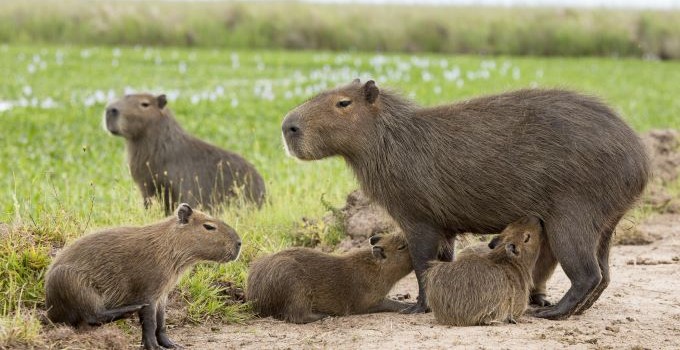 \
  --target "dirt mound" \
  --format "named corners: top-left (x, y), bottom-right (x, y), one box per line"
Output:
top-left (640, 129), bottom-right (680, 211)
